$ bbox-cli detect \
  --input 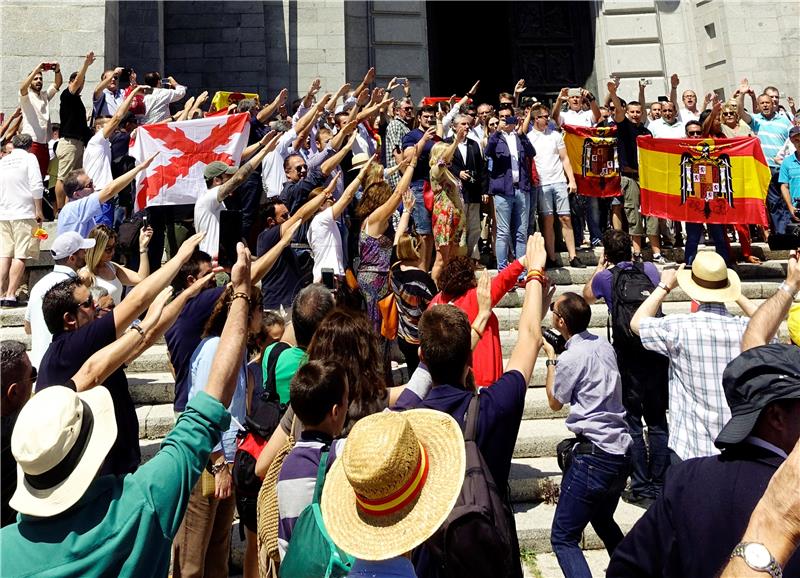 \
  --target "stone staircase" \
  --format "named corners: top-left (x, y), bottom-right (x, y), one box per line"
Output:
top-left (1, 228), bottom-right (795, 575)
